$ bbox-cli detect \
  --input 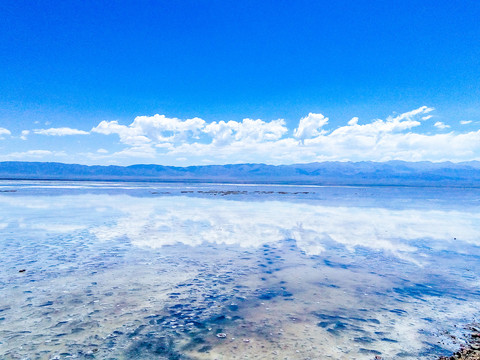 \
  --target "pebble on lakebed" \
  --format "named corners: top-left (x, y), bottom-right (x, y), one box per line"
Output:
top-left (439, 325), bottom-right (480, 360)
